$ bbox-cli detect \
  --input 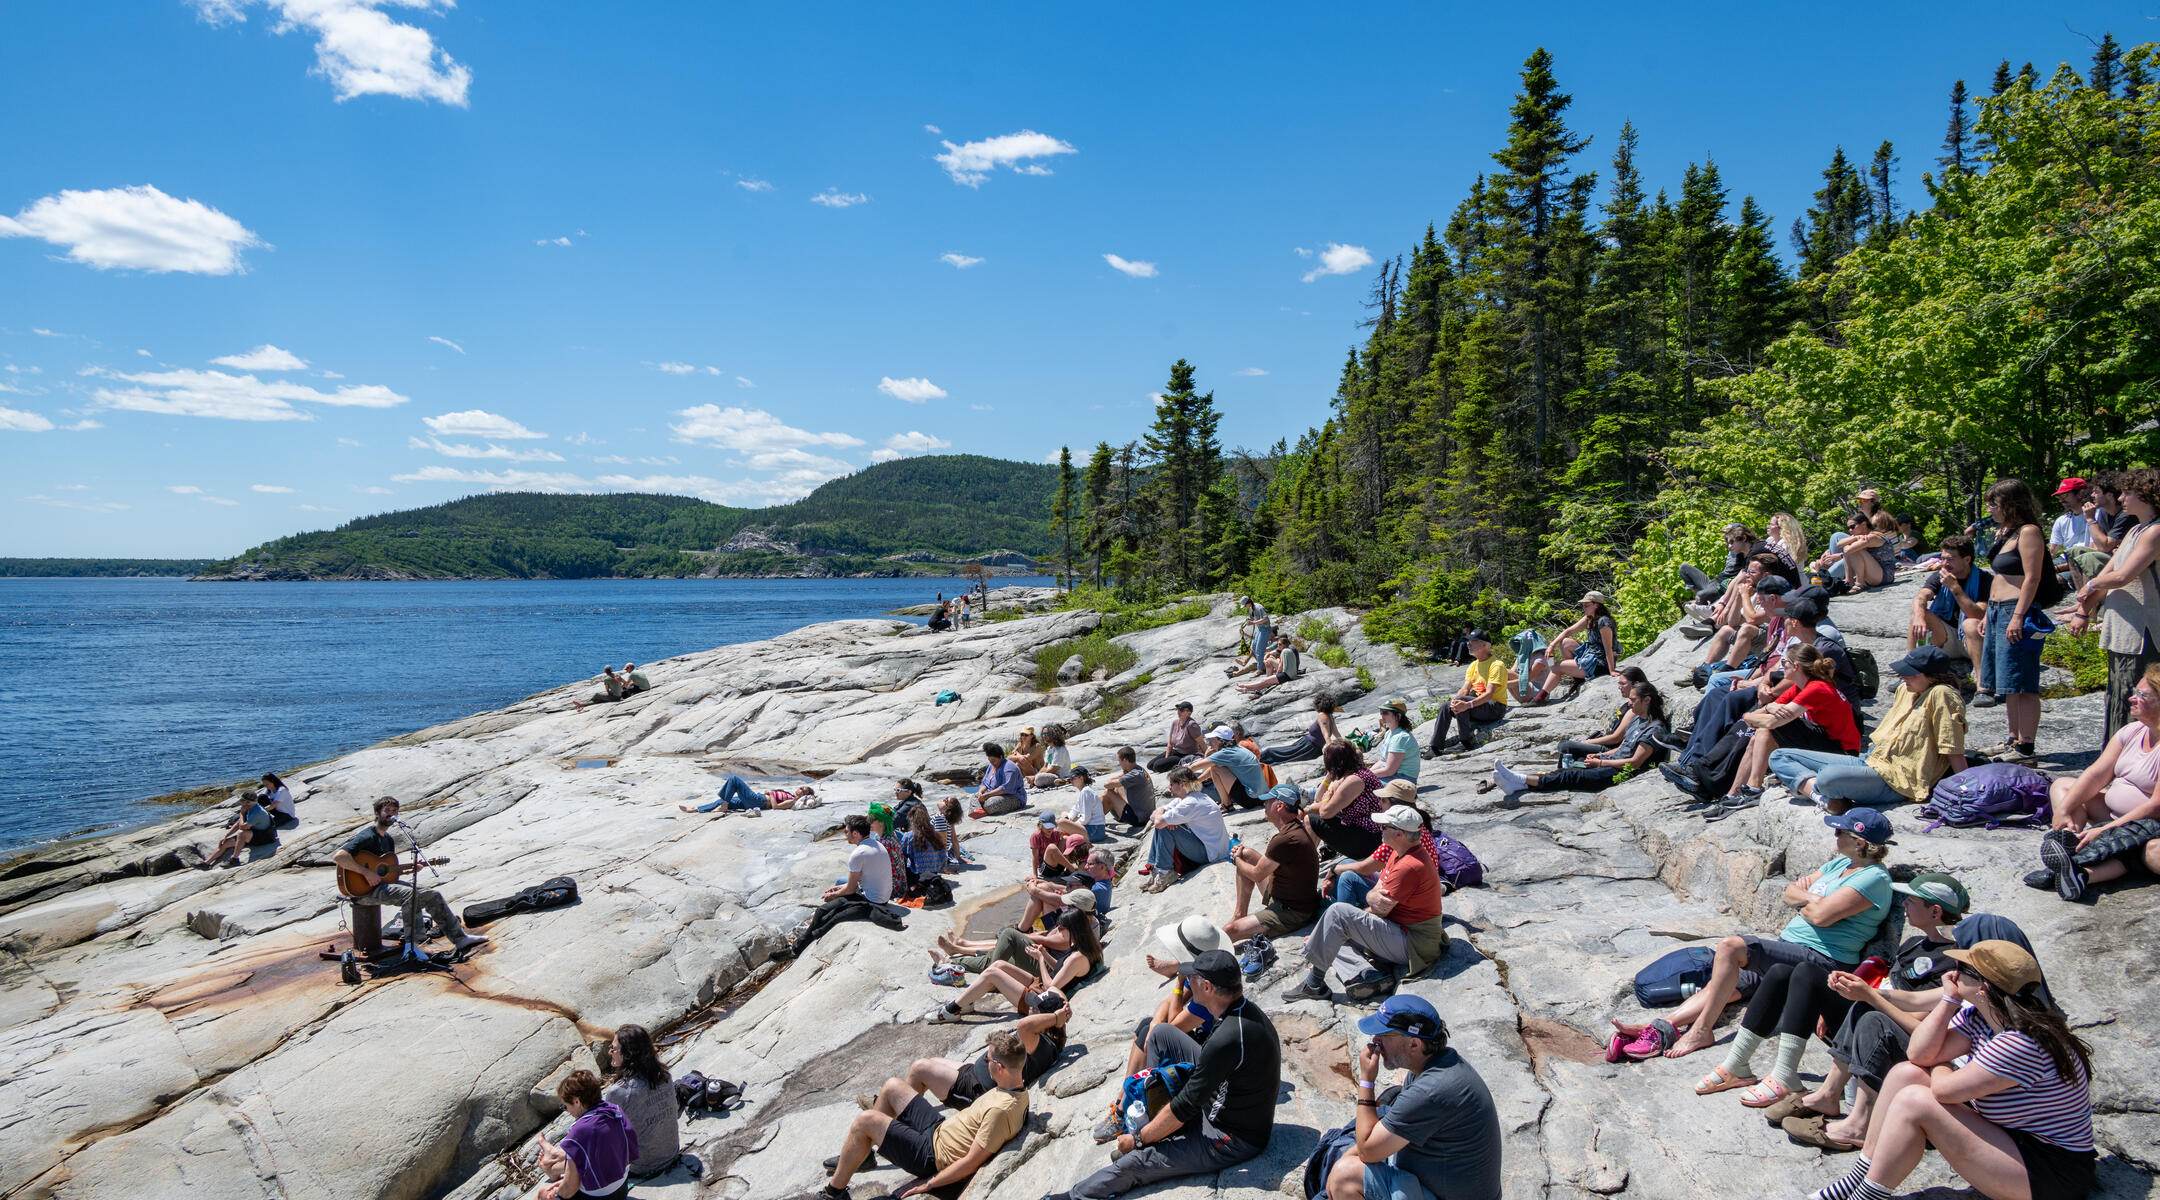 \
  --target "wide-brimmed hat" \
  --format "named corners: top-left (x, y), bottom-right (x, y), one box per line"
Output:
top-left (1577, 591), bottom-right (1608, 607)
top-left (1154, 916), bottom-right (1226, 962)
top-left (1060, 888), bottom-right (1098, 913)
top-left (1946, 940), bottom-right (2043, 995)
